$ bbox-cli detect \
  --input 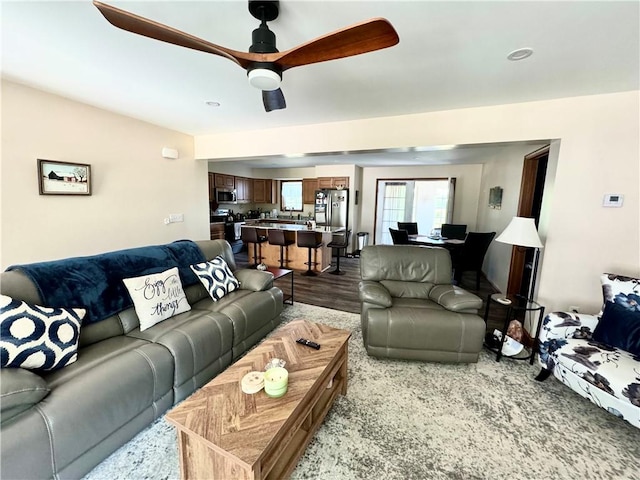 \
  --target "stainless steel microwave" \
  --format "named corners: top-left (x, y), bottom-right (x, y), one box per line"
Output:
top-left (215, 188), bottom-right (236, 203)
